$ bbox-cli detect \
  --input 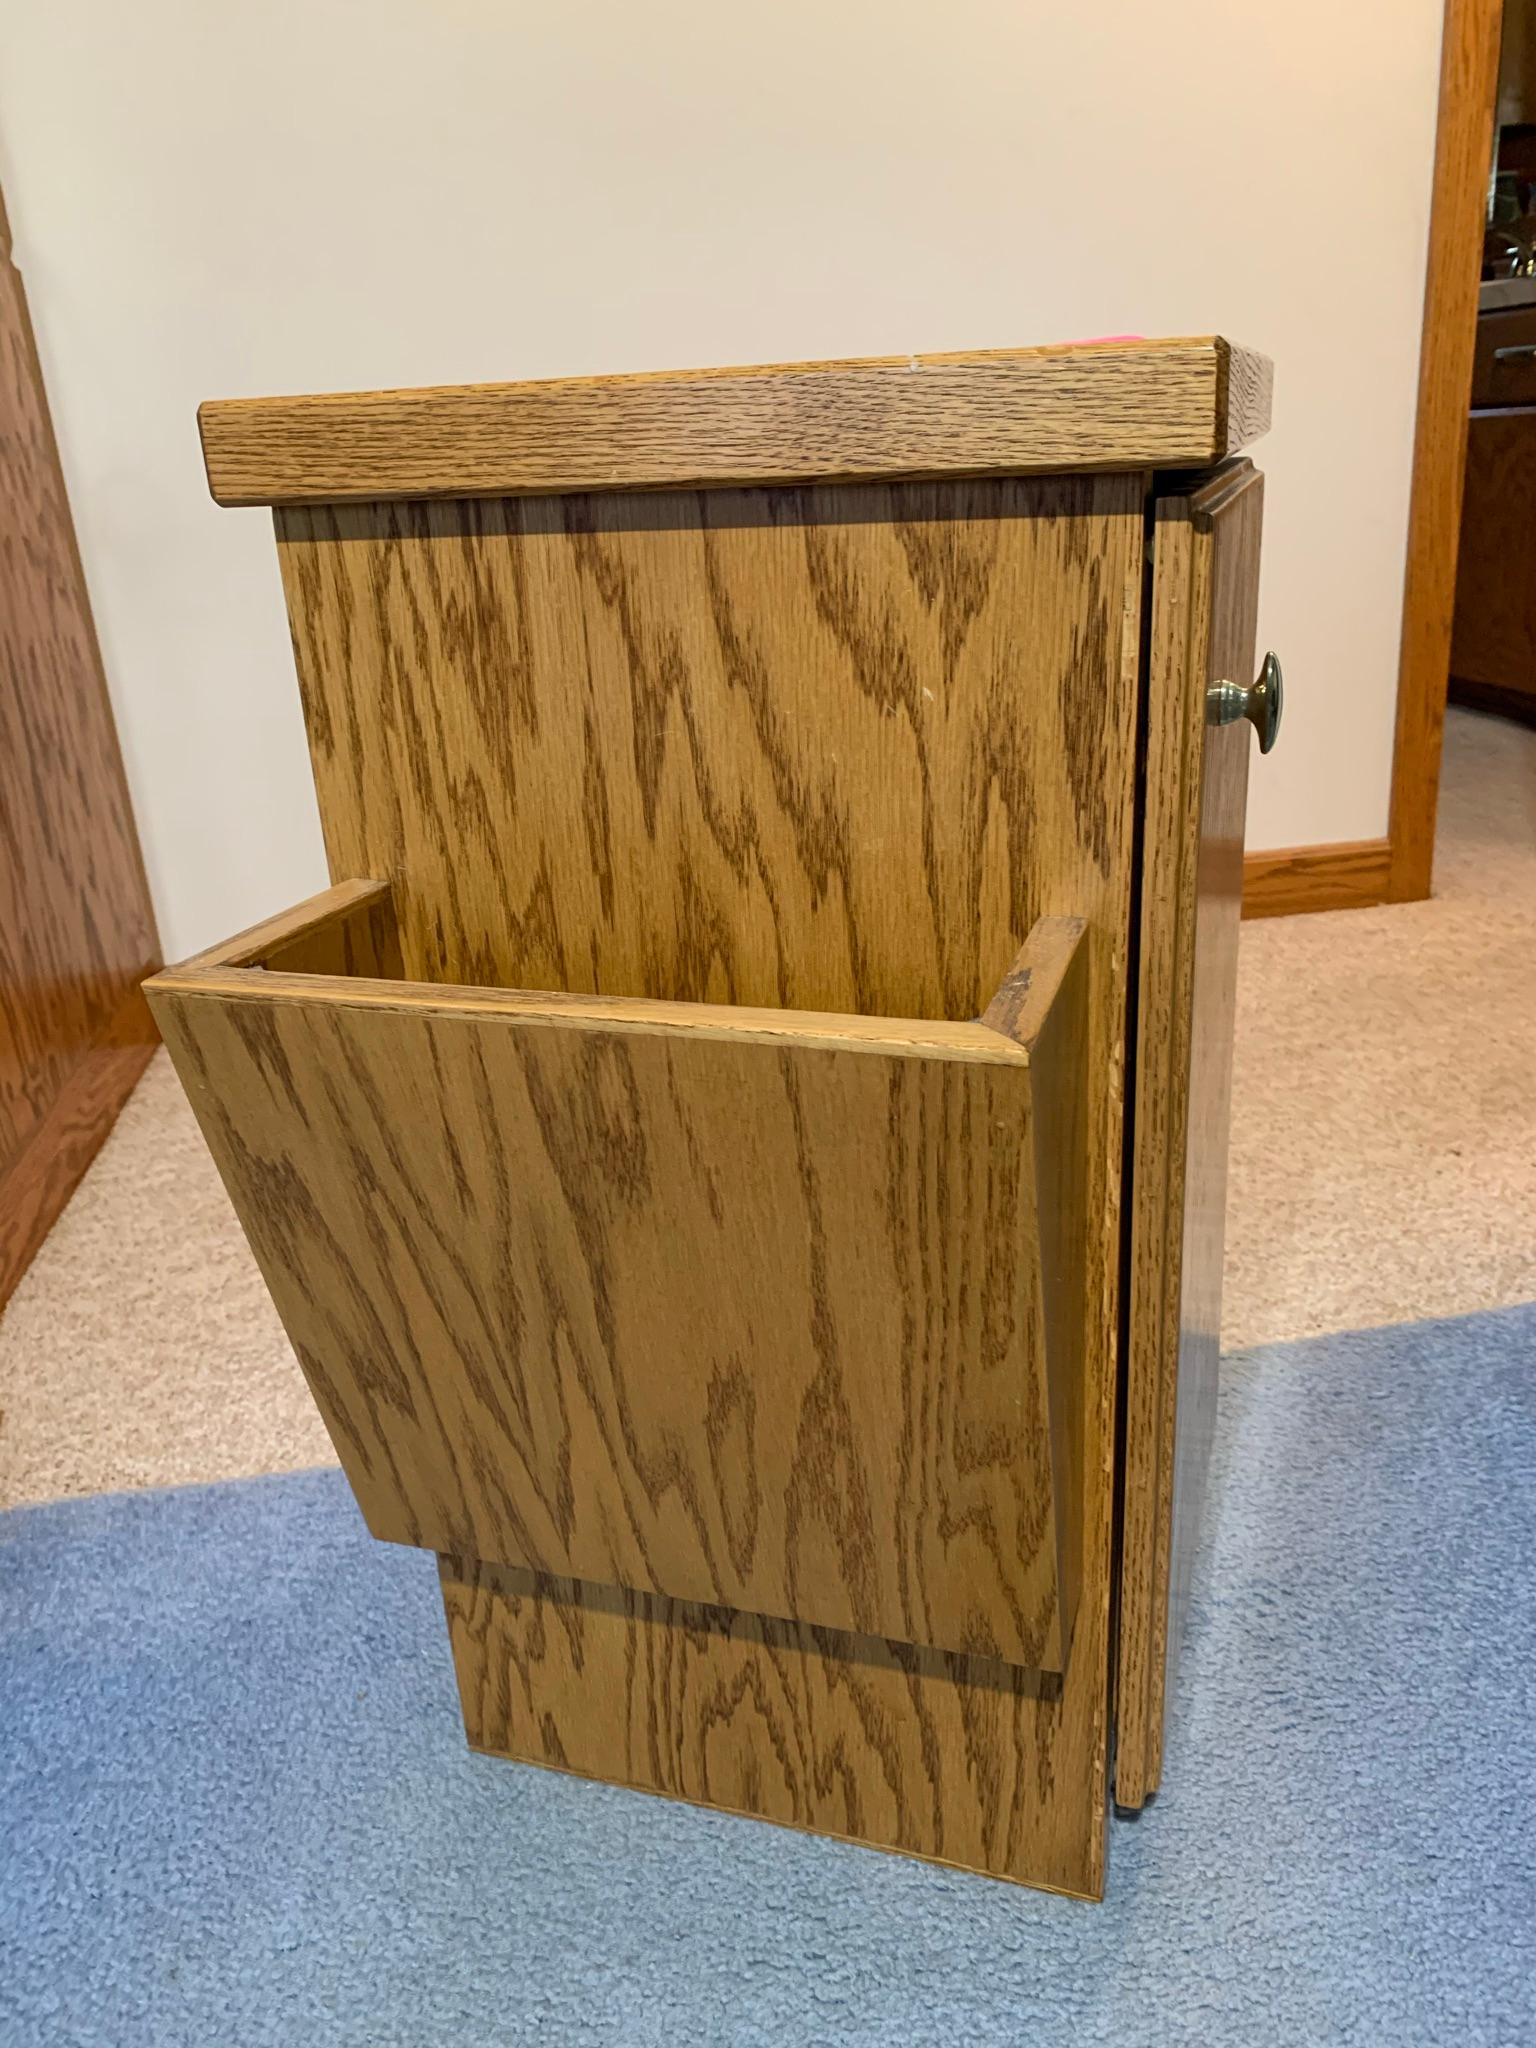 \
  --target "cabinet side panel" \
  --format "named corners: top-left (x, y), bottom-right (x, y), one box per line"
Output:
top-left (1153, 477), bottom-right (1260, 1762)
top-left (1115, 506), bottom-right (1202, 1808)
top-left (1116, 464), bottom-right (1261, 1805)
